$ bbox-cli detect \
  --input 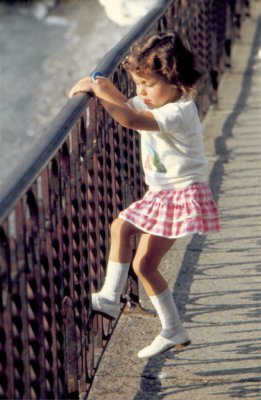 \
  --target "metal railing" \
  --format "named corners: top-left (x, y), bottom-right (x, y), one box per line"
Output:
top-left (0, 0), bottom-right (249, 398)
